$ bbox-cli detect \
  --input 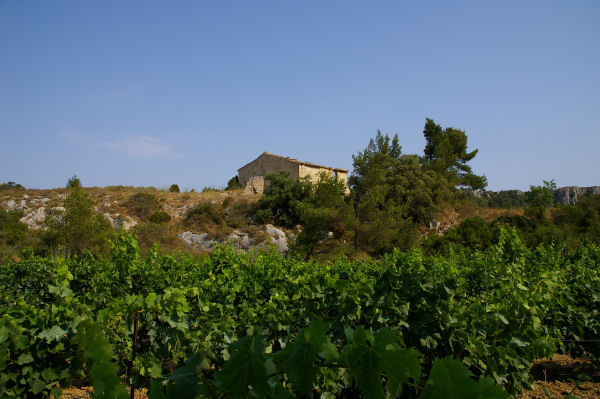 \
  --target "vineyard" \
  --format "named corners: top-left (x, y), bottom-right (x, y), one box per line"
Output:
top-left (1, 229), bottom-right (599, 398)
